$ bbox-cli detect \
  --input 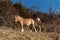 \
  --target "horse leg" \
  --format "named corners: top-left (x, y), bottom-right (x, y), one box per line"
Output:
top-left (32, 21), bottom-right (37, 32)
top-left (34, 27), bottom-right (37, 32)
top-left (21, 24), bottom-right (24, 32)
top-left (33, 25), bottom-right (37, 32)
top-left (39, 26), bottom-right (41, 32)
